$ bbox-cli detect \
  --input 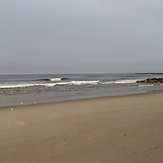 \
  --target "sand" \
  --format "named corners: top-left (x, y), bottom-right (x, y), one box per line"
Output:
top-left (0, 92), bottom-right (163, 163)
